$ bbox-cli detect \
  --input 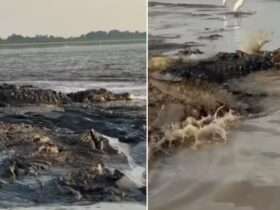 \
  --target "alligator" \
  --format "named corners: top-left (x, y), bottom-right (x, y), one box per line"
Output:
top-left (0, 84), bottom-right (132, 106)
top-left (156, 50), bottom-right (280, 84)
